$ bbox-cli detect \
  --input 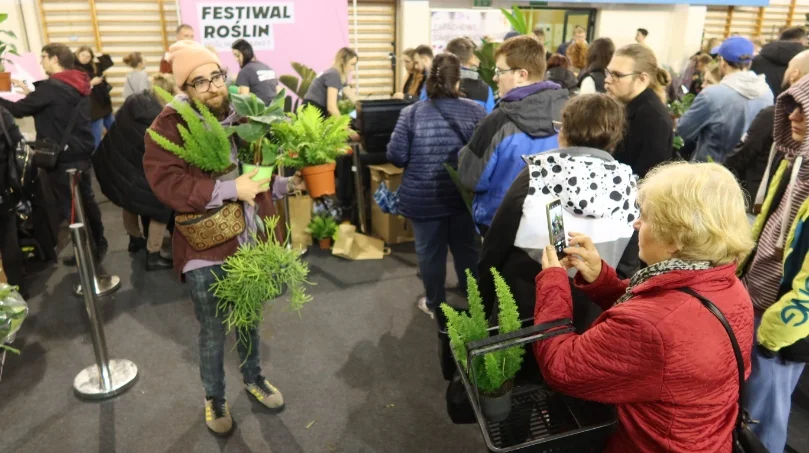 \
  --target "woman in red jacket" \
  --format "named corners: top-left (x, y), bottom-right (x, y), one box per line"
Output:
top-left (534, 162), bottom-right (755, 453)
